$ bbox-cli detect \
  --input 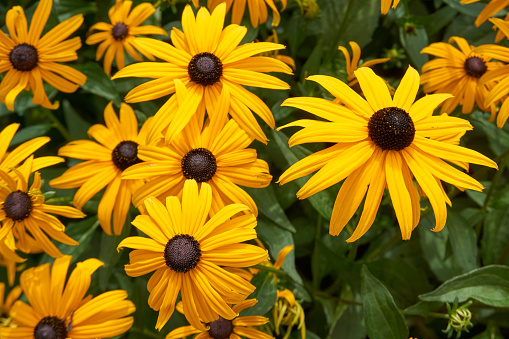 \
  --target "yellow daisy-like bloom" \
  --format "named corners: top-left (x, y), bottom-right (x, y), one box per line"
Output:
top-left (273, 289), bottom-right (305, 339)
top-left (0, 255), bottom-right (135, 339)
top-left (338, 41), bottom-right (390, 88)
top-left (86, 0), bottom-right (167, 76)
top-left (0, 123), bottom-right (64, 175)
top-left (381, 0), bottom-right (400, 14)
top-left (460, 0), bottom-right (509, 30)
top-left (0, 240), bottom-right (25, 286)
top-left (0, 283), bottom-right (22, 327)
top-left (473, 19), bottom-right (509, 127)
top-left (112, 3), bottom-right (292, 144)
top-left (278, 66), bottom-right (497, 241)
top-left (0, 0), bottom-right (86, 111)
top-left (49, 102), bottom-right (151, 235)
top-left (420, 36), bottom-right (503, 117)
top-left (166, 299), bottom-right (273, 339)
top-left (0, 157), bottom-right (84, 257)
top-left (208, 0), bottom-right (287, 28)
top-left (122, 89), bottom-right (271, 216)
top-left (118, 180), bottom-right (268, 330)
